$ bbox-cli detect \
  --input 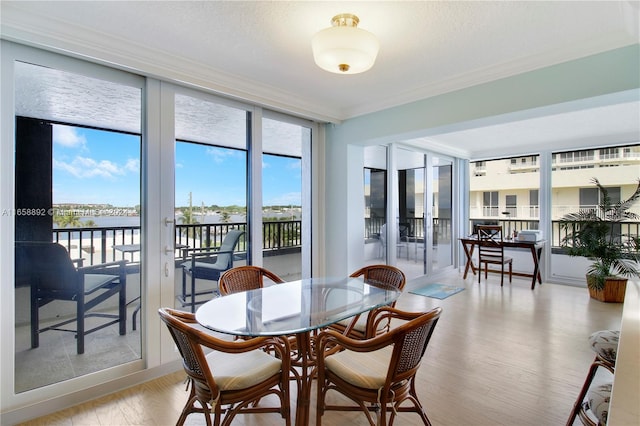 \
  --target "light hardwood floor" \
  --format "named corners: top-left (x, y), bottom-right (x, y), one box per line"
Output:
top-left (17, 270), bottom-right (622, 425)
